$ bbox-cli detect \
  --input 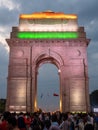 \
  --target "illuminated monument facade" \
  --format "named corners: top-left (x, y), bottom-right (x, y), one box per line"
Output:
top-left (6, 11), bottom-right (90, 113)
